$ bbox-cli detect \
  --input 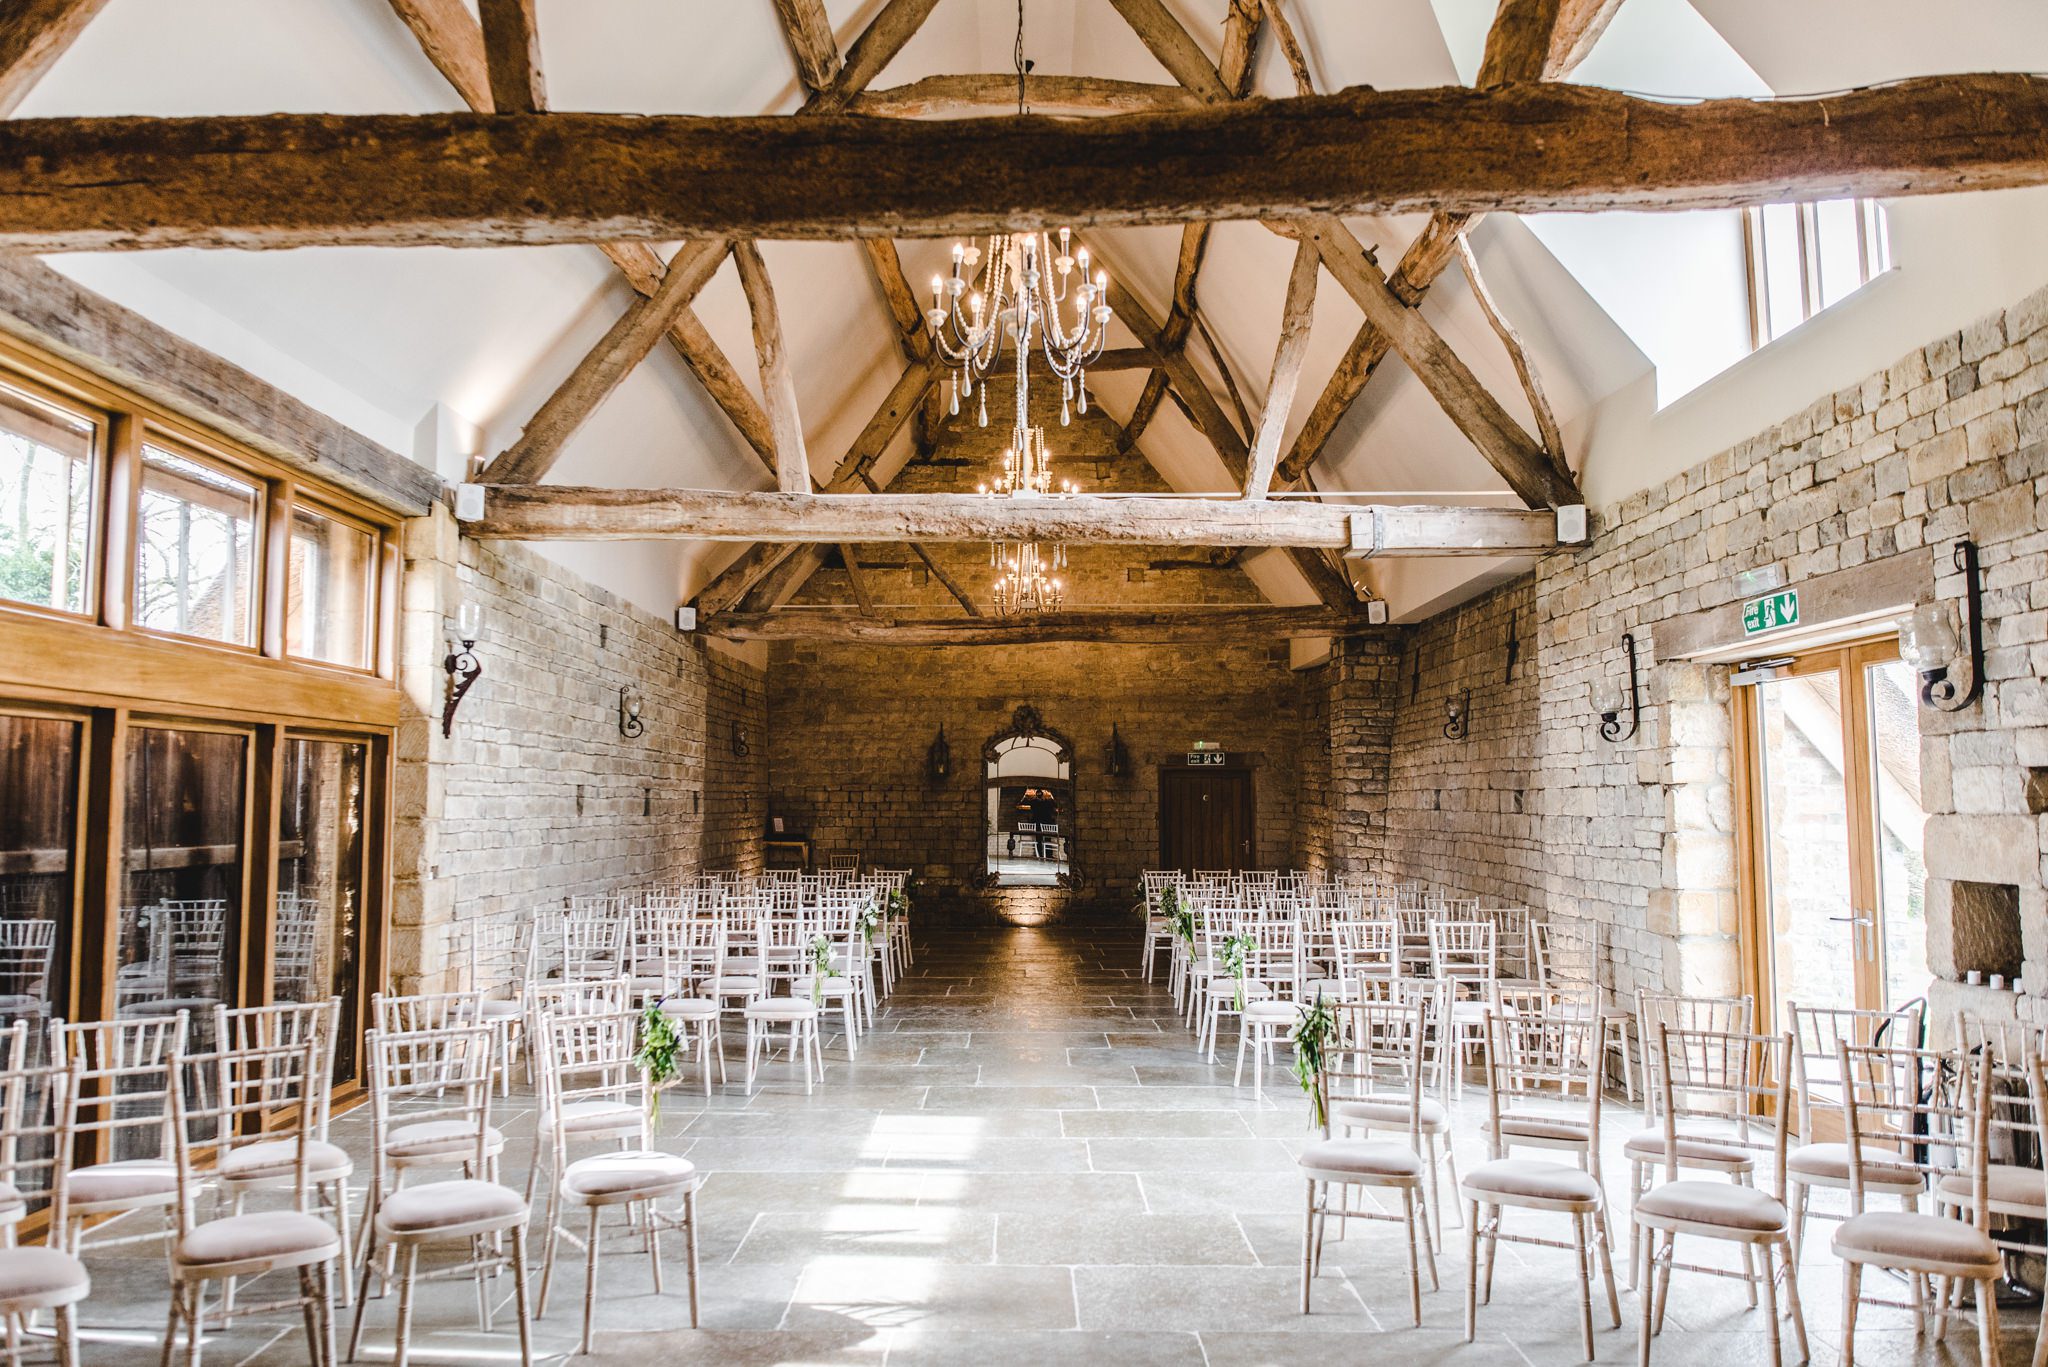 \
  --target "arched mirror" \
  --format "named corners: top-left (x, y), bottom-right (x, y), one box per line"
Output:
top-left (983, 706), bottom-right (1074, 887)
